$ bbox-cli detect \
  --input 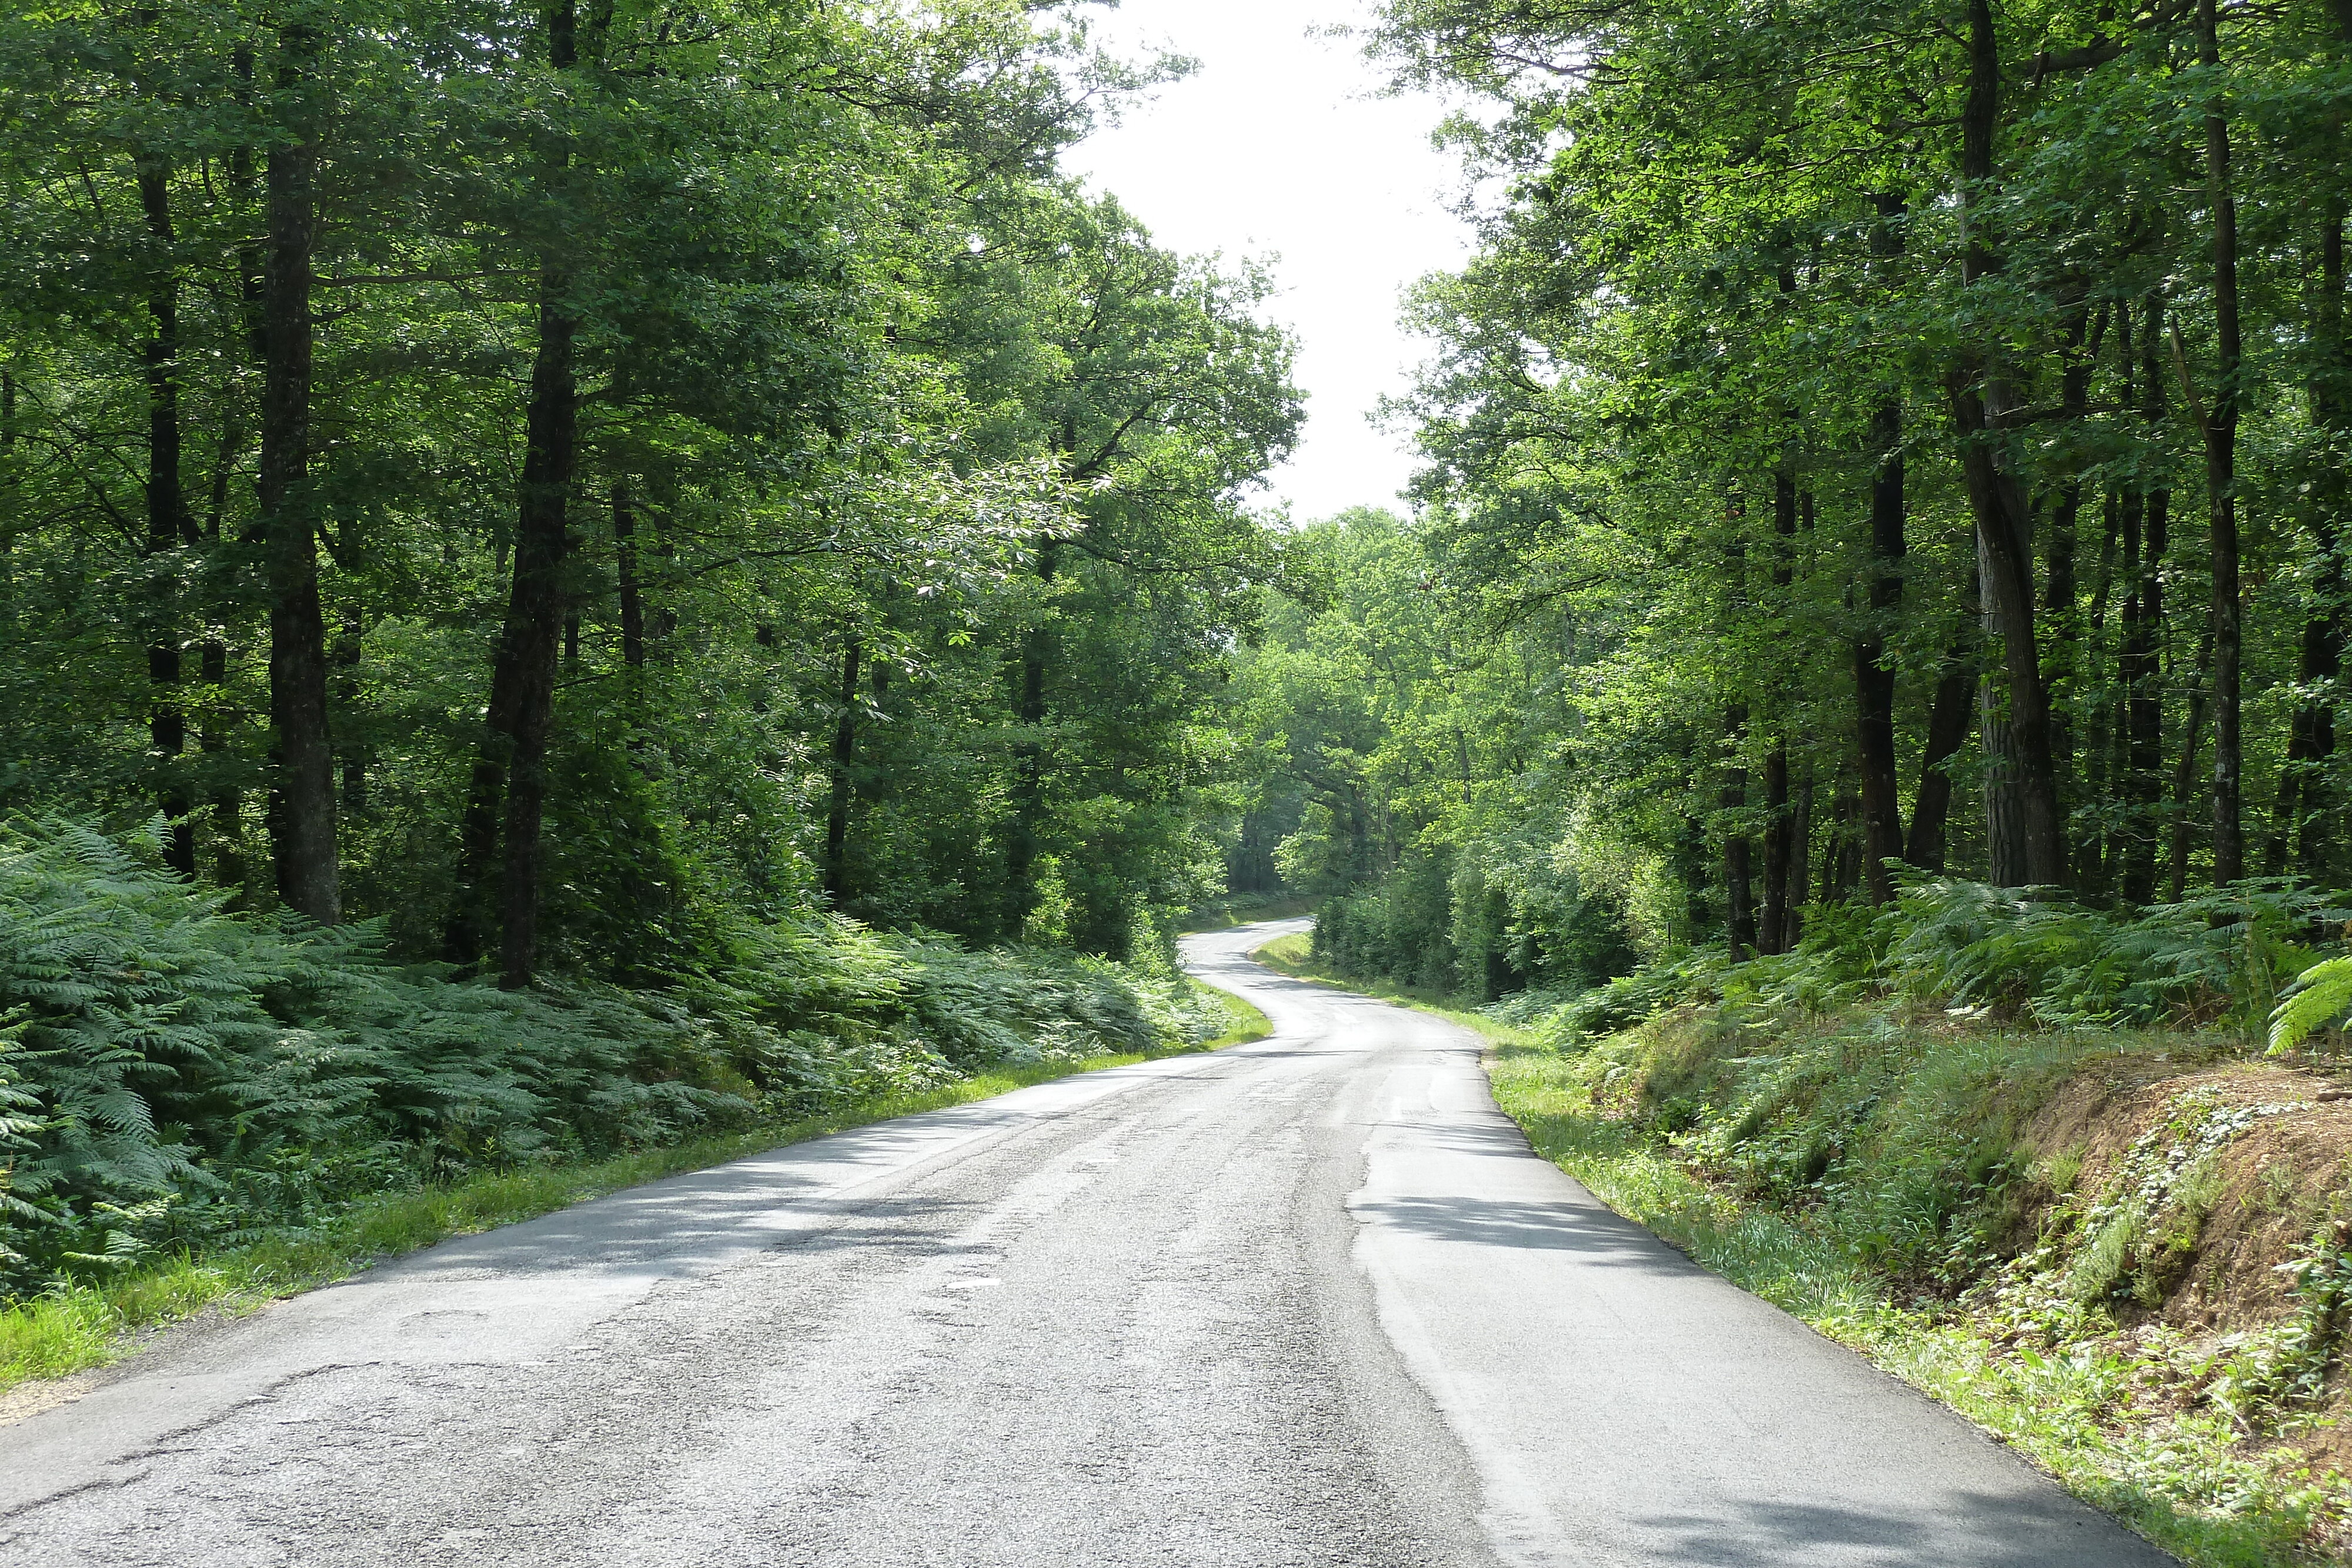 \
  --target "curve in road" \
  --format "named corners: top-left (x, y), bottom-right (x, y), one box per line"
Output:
top-left (1, 918), bottom-right (2172, 1566)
